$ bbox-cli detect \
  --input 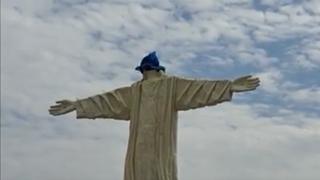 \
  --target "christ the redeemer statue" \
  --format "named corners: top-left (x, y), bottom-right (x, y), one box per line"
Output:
top-left (49, 51), bottom-right (260, 180)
